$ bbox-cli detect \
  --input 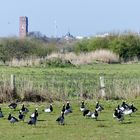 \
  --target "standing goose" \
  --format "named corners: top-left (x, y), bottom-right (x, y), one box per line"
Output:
top-left (95, 102), bottom-right (104, 112)
top-left (80, 101), bottom-right (86, 112)
top-left (64, 101), bottom-right (72, 115)
top-left (20, 104), bottom-right (29, 114)
top-left (30, 108), bottom-right (38, 118)
top-left (28, 108), bottom-right (38, 125)
top-left (56, 111), bottom-right (65, 125)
